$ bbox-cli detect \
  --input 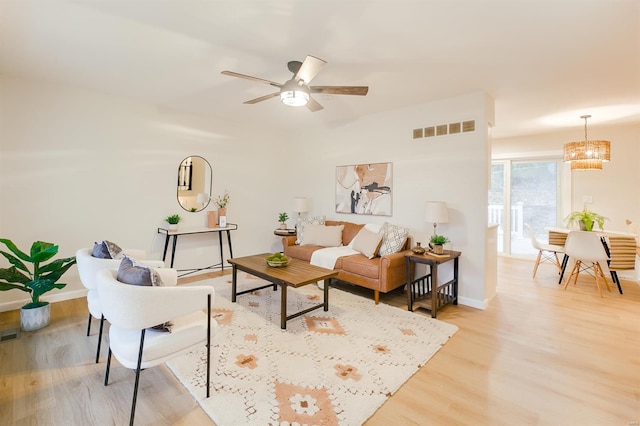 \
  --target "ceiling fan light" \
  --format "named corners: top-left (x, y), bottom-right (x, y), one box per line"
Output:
top-left (280, 90), bottom-right (309, 106)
